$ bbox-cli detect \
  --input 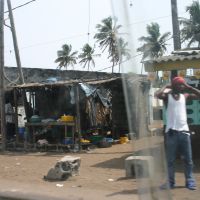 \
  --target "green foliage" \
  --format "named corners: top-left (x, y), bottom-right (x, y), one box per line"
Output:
top-left (55, 44), bottom-right (78, 69)
top-left (78, 43), bottom-right (100, 71)
top-left (137, 22), bottom-right (171, 60)
top-left (180, 1), bottom-right (200, 47)
top-left (55, 16), bottom-right (130, 72)
top-left (94, 16), bottom-right (130, 72)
